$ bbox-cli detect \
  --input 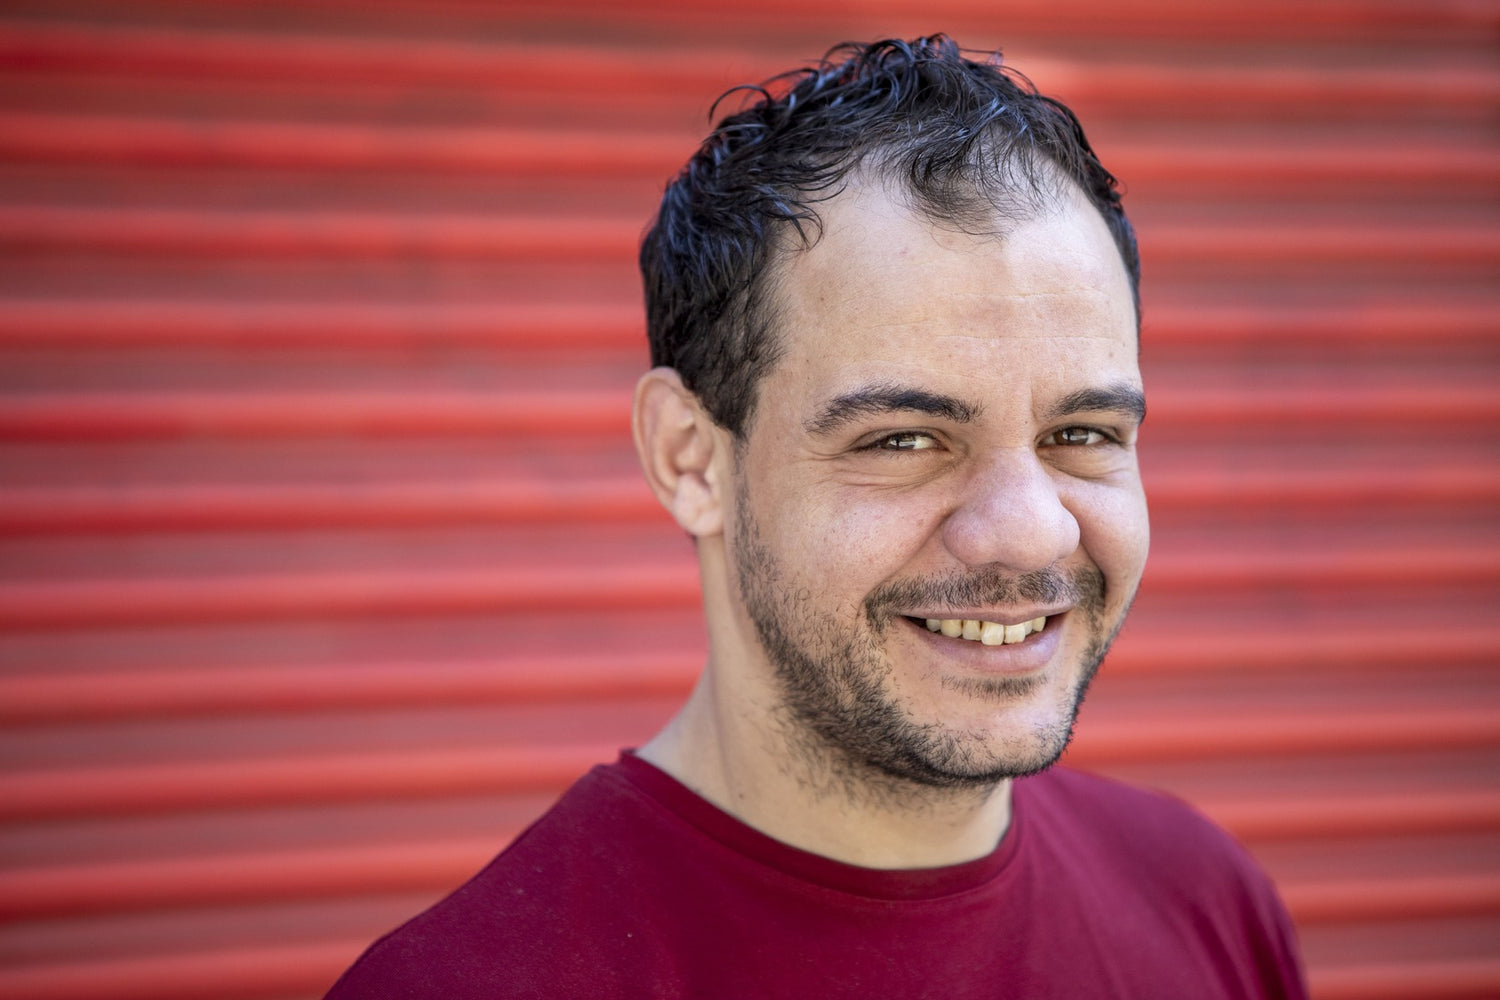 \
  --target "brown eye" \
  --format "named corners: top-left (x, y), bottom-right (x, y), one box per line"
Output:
top-left (878, 431), bottom-right (939, 451)
top-left (1049, 427), bottom-right (1108, 446)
